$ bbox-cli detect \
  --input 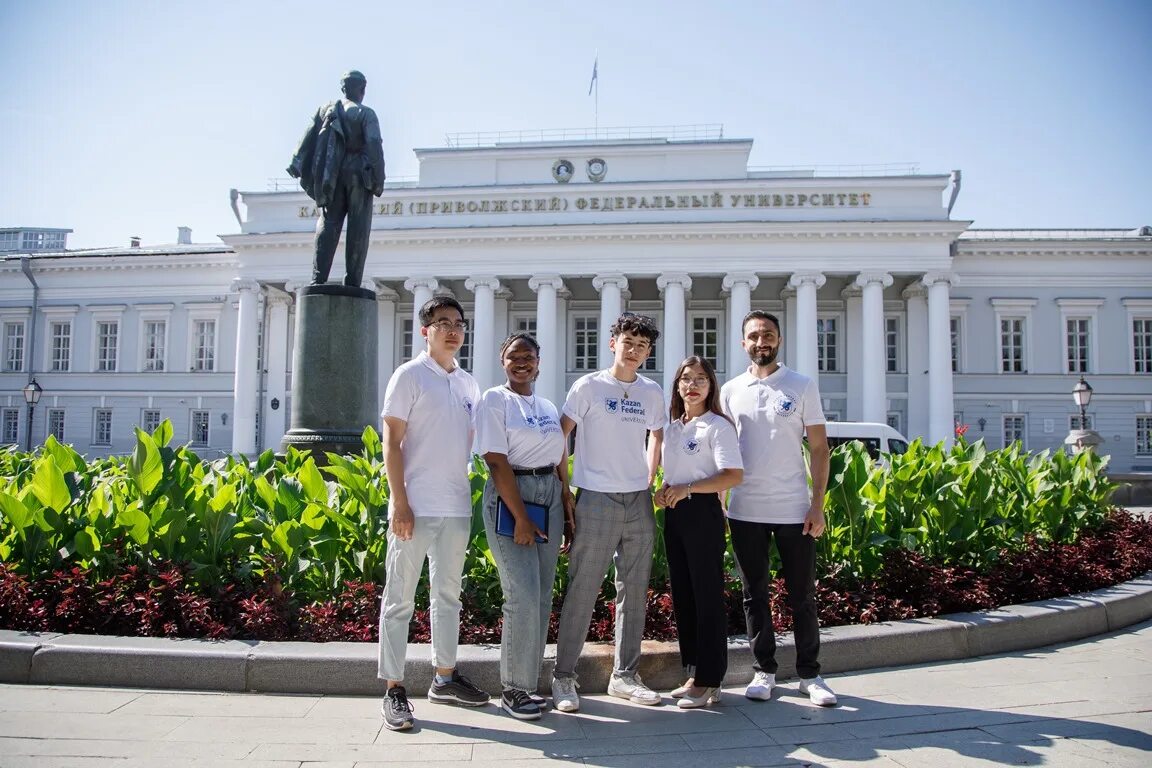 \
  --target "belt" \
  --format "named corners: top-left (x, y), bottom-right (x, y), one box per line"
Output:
top-left (512, 466), bottom-right (555, 476)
